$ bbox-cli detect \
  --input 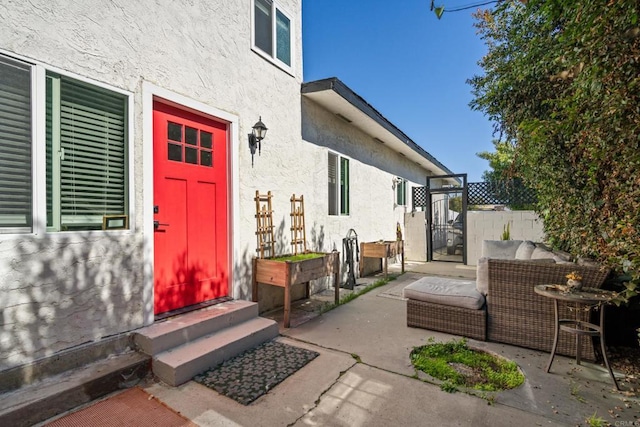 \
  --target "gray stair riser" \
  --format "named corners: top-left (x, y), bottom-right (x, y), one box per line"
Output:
top-left (153, 320), bottom-right (278, 386)
top-left (135, 301), bottom-right (259, 355)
